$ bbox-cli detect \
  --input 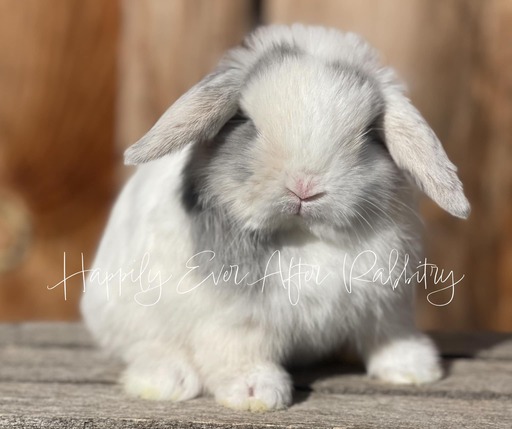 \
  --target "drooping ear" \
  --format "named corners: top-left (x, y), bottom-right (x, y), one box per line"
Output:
top-left (381, 86), bottom-right (470, 219)
top-left (124, 68), bottom-right (242, 165)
